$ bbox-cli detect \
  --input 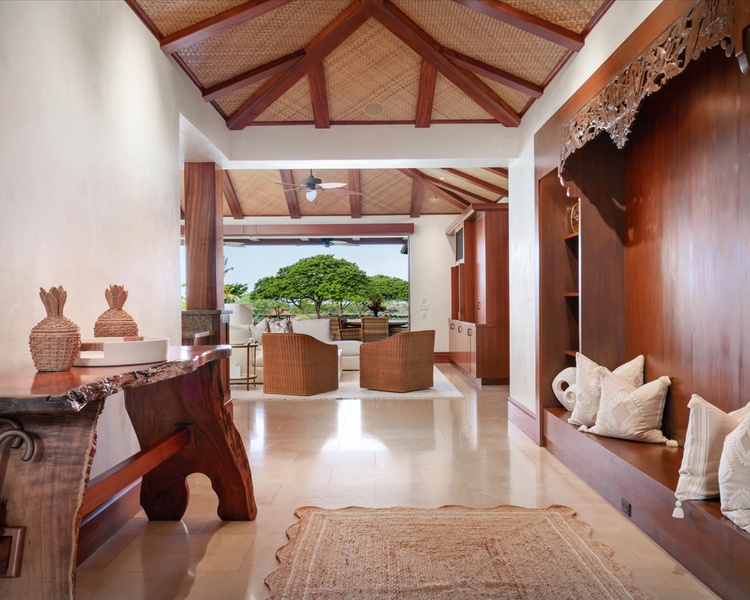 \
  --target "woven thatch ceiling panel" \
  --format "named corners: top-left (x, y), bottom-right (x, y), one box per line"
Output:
top-left (502, 0), bottom-right (606, 33)
top-left (139, 0), bottom-right (246, 37)
top-left (325, 20), bottom-right (422, 122)
top-left (177, 0), bottom-right (351, 87)
top-left (477, 76), bottom-right (531, 114)
top-left (360, 170), bottom-right (412, 215)
top-left (255, 76), bottom-right (314, 122)
top-left (215, 79), bottom-right (268, 116)
top-left (420, 169), bottom-right (499, 201)
top-left (460, 167), bottom-right (508, 189)
top-left (393, 0), bottom-right (566, 86)
top-left (432, 74), bottom-right (492, 121)
top-left (420, 191), bottom-right (462, 215)
top-left (228, 170), bottom-right (289, 217)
